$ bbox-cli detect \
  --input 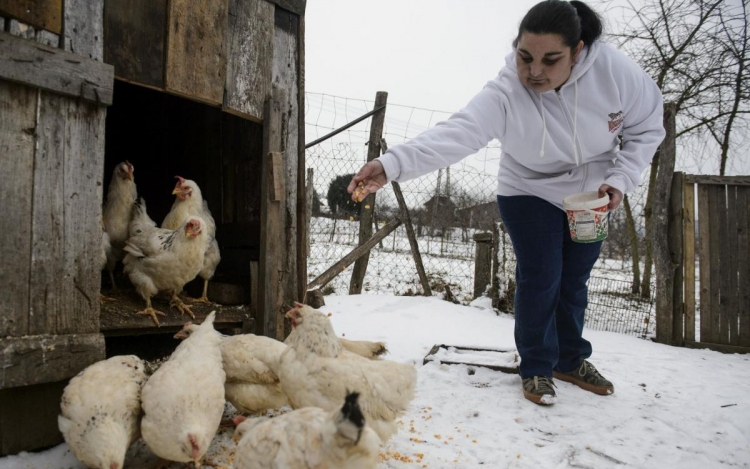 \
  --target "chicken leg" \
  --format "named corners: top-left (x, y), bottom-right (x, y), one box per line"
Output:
top-left (170, 292), bottom-right (196, 319)
top-left (135, 297), bottom-right (166, 327)
top-left (187, 279), bottom-right (212, 305)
